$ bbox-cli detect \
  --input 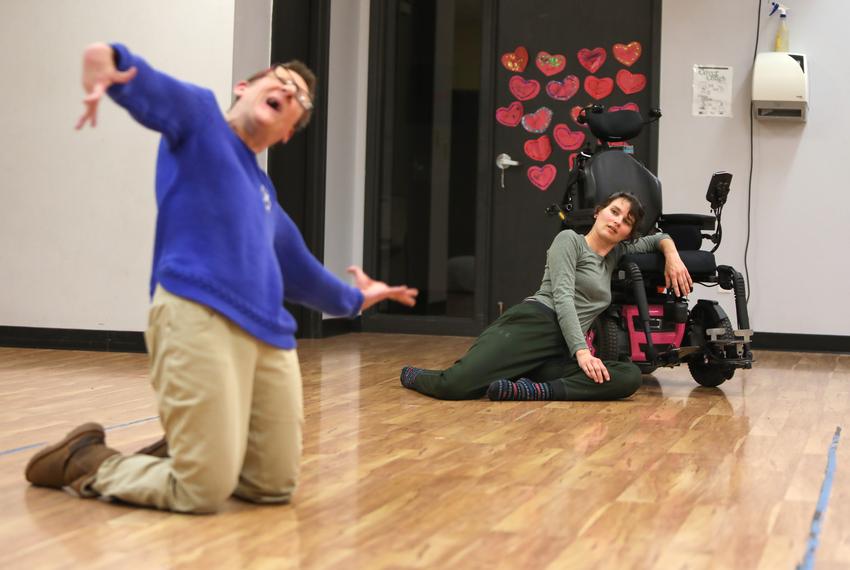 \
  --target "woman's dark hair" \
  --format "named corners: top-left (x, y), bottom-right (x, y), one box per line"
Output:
top-left (594, 192), bottom-right (645, 241)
